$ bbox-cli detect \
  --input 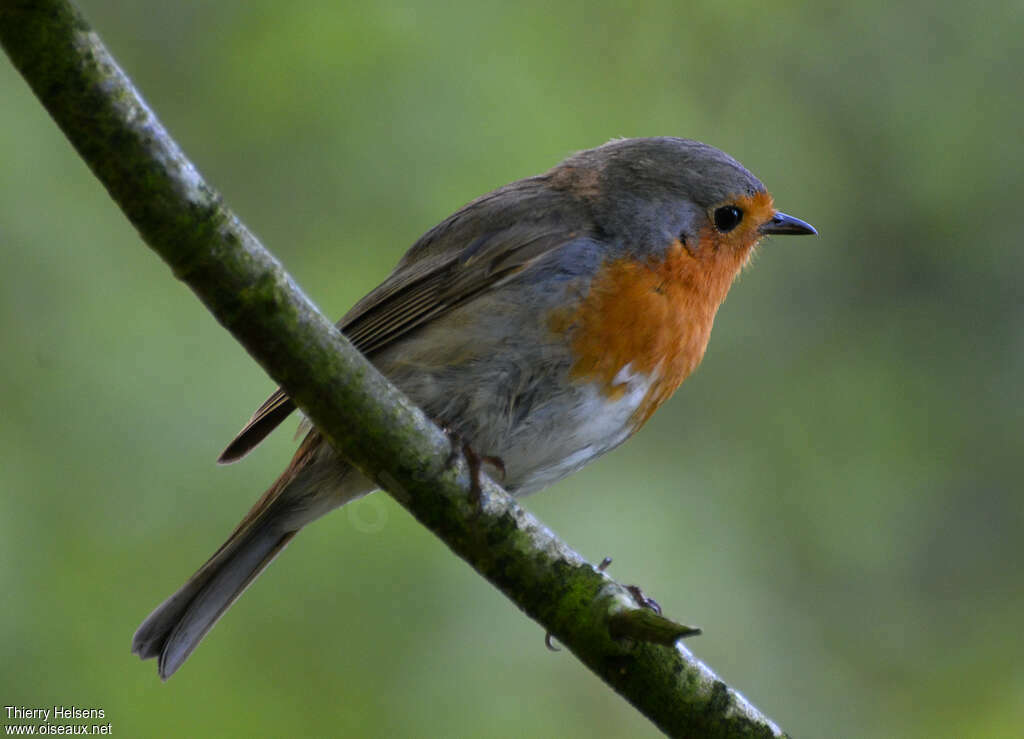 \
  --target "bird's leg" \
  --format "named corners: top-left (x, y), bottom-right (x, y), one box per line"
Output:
top-left (462, 442), bottom-right (485, 505)
top-left (442, 427), bottom-right (505, 505)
